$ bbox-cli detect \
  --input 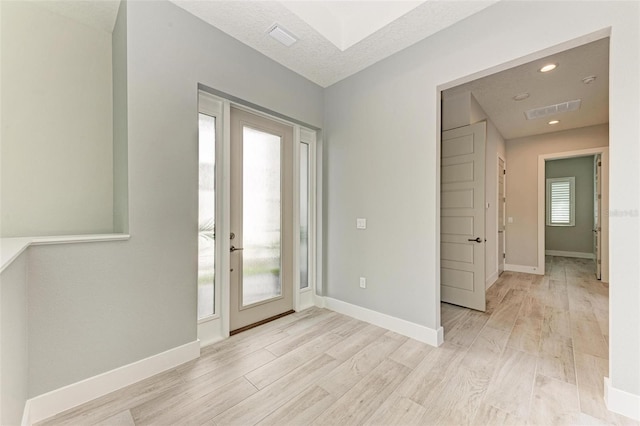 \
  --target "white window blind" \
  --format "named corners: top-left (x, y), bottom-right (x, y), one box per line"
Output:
top-left (546, 177), bottom-right (575, 226)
